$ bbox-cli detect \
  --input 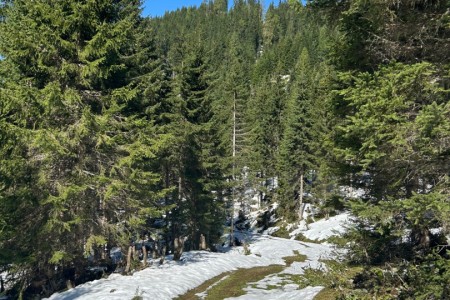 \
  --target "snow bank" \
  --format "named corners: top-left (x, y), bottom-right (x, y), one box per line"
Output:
top-left (290, 213), bottom-right (350, 241)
